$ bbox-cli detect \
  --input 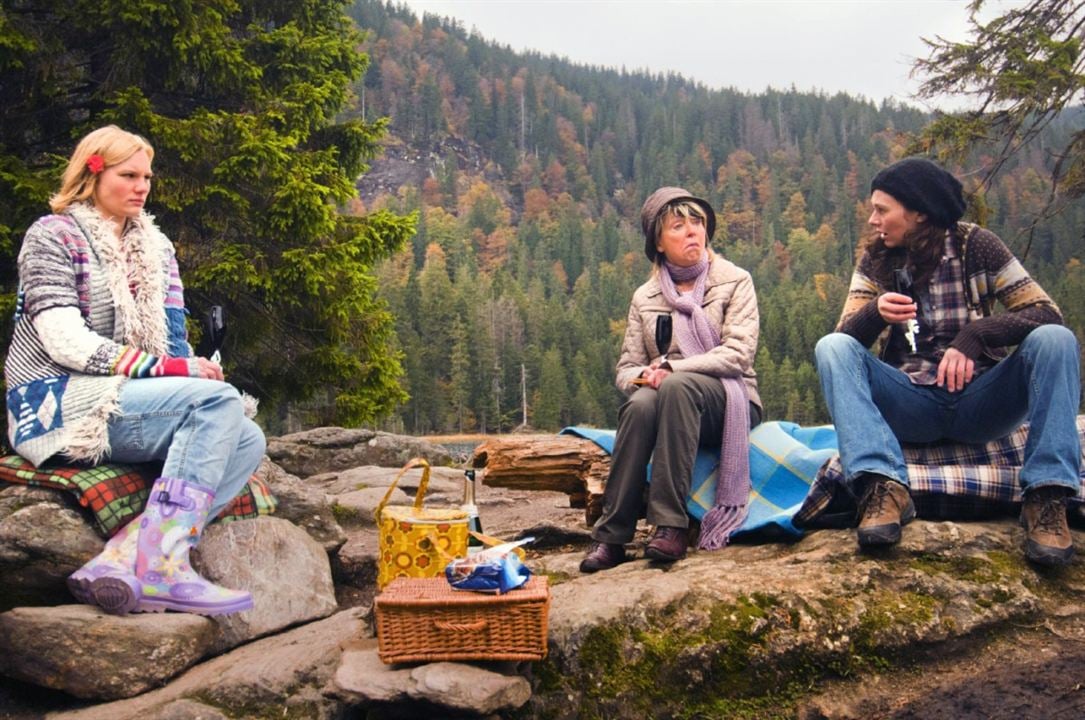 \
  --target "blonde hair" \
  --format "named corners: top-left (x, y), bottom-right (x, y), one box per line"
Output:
top-left (653, 201), bottom-right (706, 242)
top-left (50, 125), bottom-right (154, 214)
top-left (651, 201), bottom-right (711, 268)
